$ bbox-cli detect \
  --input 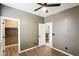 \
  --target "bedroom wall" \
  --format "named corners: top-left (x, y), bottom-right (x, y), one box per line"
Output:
top-left (44, 5), bottom-right (79, 56)
top-left (0, 4), bottom-right (44, 51)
